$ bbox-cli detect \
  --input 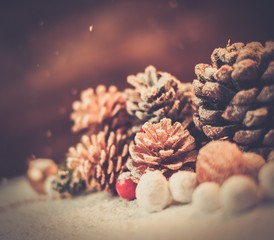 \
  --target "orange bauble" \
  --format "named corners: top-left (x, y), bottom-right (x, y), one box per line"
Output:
top-left (196, 141), bottom-right (247, 184)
